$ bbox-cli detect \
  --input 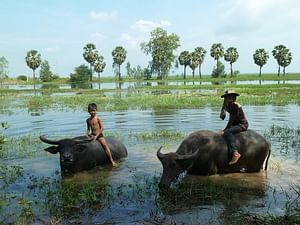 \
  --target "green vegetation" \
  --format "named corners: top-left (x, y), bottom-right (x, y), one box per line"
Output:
top-left (0, 56), bottom-right (9, 81)
top-left (39, 60), bottom-right (58, 82)
top-left (141, 27), bottom-right (180, 80)
top-left (1, 82), bottom-right (300, 113)
top-left (69, 64), bottom-right (91, 83)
